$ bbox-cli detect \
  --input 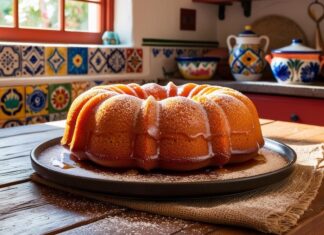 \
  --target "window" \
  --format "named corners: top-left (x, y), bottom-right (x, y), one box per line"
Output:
top-left (0, 0), bottom-right (114, 44)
